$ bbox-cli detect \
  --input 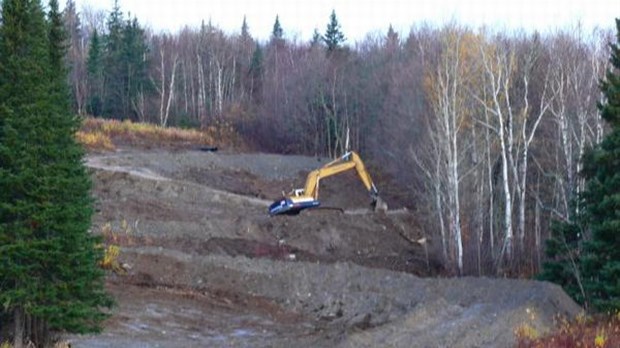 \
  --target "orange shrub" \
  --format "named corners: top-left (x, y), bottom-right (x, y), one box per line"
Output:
top-left (516, 313), bottom-right (620, 348)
